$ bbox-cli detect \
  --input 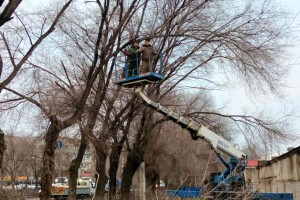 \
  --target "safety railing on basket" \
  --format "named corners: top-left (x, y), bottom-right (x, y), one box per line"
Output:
top-left (114, 52), bottom-right (163, 80)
